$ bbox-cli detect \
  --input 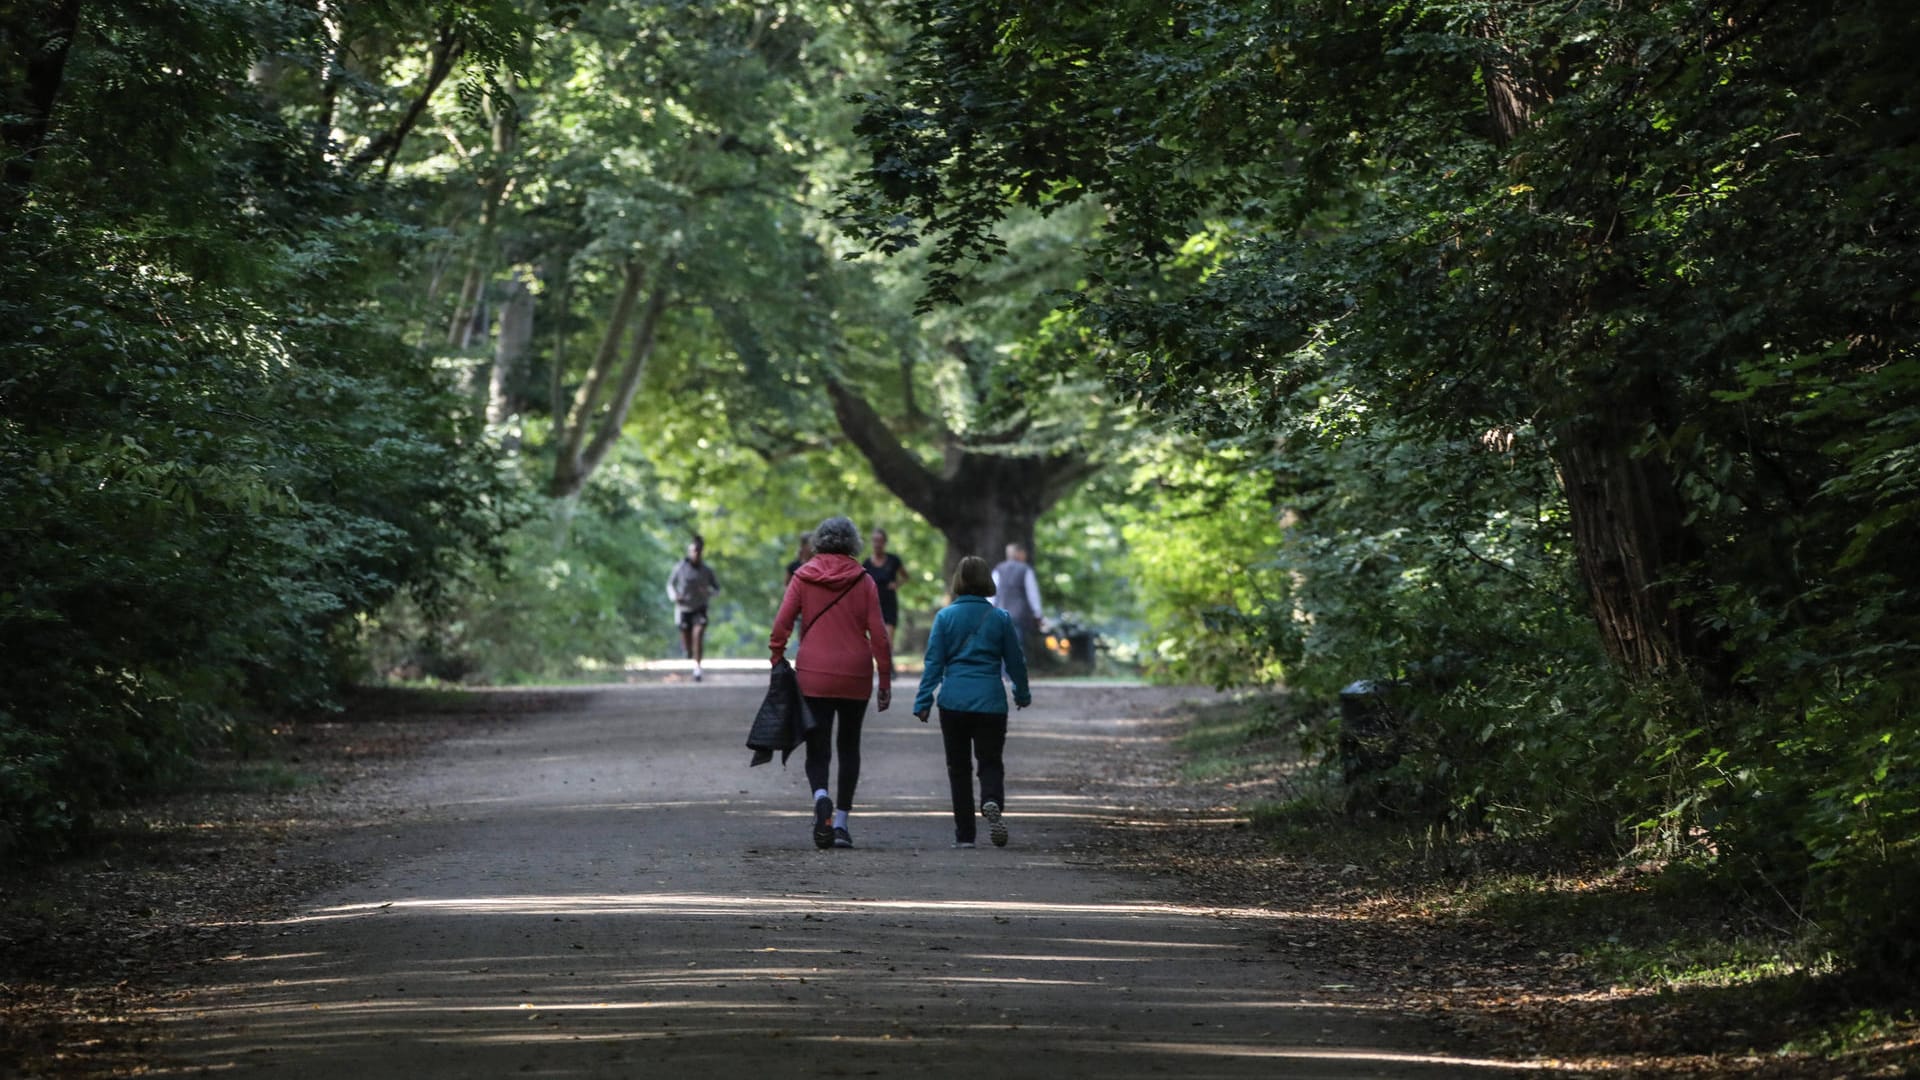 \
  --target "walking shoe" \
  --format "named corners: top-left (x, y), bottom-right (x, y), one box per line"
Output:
top-left (982, 801), bottom-right (1008, 847)
top-left (952, 840), bottom-right (975, 849)
top-left (692, 665), bottom-right (704, 682)
top-left (813, 795), bottom-right (834, 849)
top-left (833, 826), bottom-right (854, 849)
